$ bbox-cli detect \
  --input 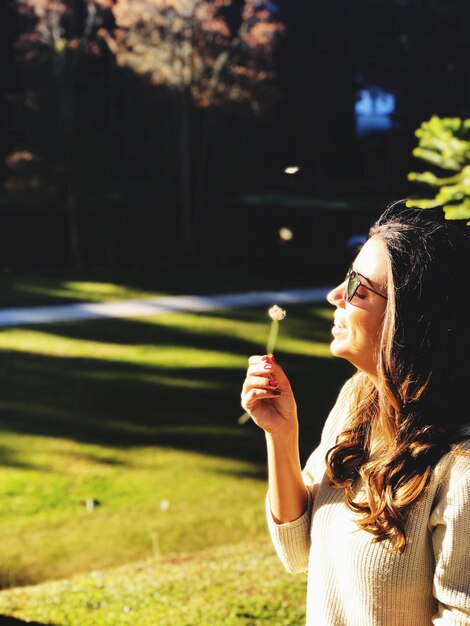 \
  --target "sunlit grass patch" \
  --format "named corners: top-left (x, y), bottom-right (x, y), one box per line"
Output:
top-left (12, 280), bottom-right (163, 304)
top-left (0, 265), bottom-right (317, 309)
top-left (0, 432), bottom-right (268, 587)
top-left (0, 328), bottom-right (247, 368)
top-left (0, 541), bottom-right (307, 626)
top-left (0, 302), bottom-right (350, 587)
